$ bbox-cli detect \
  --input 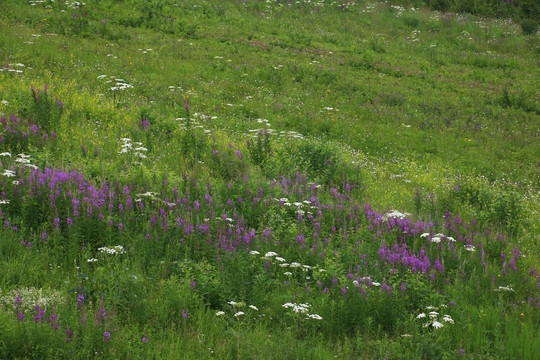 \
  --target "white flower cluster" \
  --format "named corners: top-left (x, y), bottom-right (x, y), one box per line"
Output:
top-left (283, 302), bottom-right (310, 313)
top-left (0, 287), bottom-right (62, 311)
top-left (464, 244), bottom-right (476, 252)
top-left (118, 138), bottom-right (148, 159)
top-left (2, 169), bottom-right (16, 177)
top-left (352, 276), bottom-right (381, 287)
top-left (421, 232), bottom-right (456, 244)
top-left (494, 285), bottom-right (514, 292)
top-left (273, 198), bottom-right (314, 216)
top-left (65, 1), bottom-right (86, 9)
top-left (416, 305), bottom-right (454, 329)
top-left (134, 191), bottom-right (175, 208)
top-left (216, 302), bottom-right (259, 317)
top-left (97, 75), bottom-right (133, 91)
top-left (3, 153), bottom-right (38, 170)
top-left (135, 191), bottom-right (159, 200)
top-left (383, 210), bottom-right (412, 221)
top-left (98, 245), bottom-right (125, 255)
top-left (0, 67), bottom-right (23, 74)
top-left (258, 251), bottom-right (320, 276)
top-left (138, 48), bottom-right (153, 54)
top-left (282, 302), bottom-right (322, 320)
